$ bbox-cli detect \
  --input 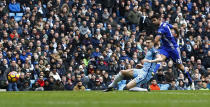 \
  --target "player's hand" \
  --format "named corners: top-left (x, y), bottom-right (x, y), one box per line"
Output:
top-left (136, 64), bottom-right (143, 69)
top-left (172, 24), bottom-right (179, 30)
